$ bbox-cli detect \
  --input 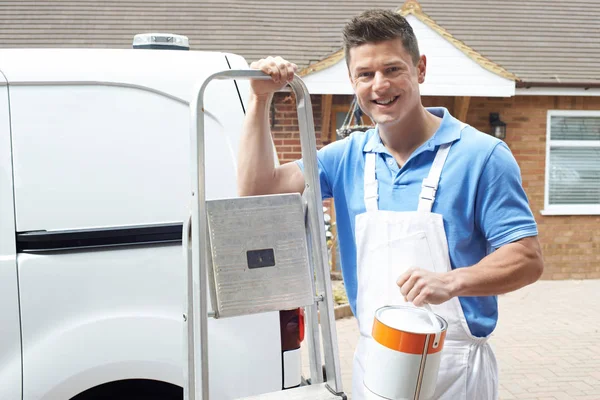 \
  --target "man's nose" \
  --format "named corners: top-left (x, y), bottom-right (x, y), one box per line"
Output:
top-left (372, 72), bottom-right (391, 92)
